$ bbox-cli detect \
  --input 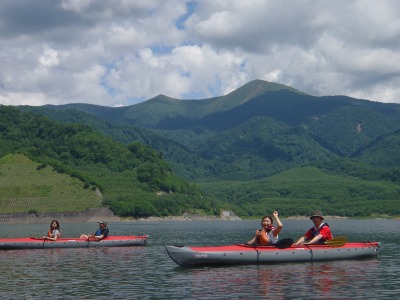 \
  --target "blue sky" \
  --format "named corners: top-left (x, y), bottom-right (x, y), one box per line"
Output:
top-left (1, 0), bottom-right (400, 107)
